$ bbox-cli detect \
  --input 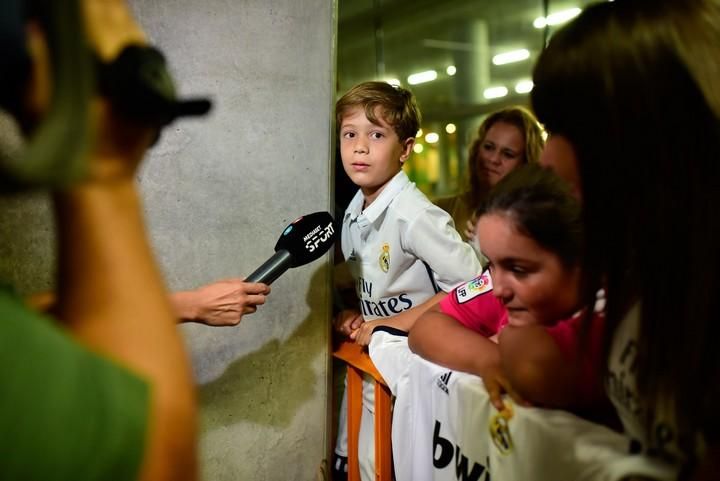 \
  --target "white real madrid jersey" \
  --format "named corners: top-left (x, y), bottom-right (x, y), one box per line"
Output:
top-left (342, 171), bottom-right (482, 321)
top-left (369, 329), bottom-right (677, 481)
top-left (606, 303), bottom-right (683, 470)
